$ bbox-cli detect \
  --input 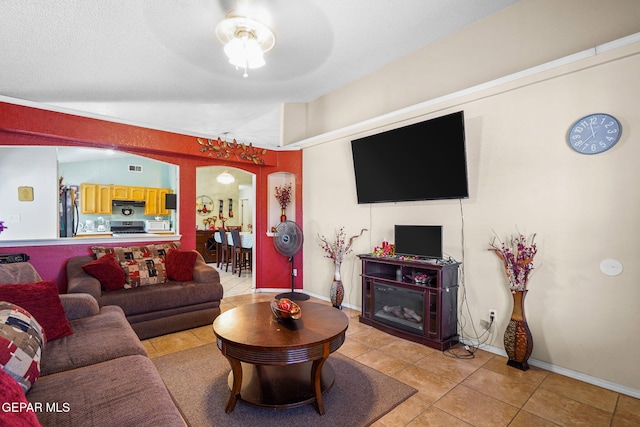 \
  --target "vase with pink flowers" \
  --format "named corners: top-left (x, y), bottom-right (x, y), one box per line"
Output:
top-left (275, 183), bottom-right (292, 222)
top-left (489, 232), bottom-right (538, 370)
